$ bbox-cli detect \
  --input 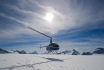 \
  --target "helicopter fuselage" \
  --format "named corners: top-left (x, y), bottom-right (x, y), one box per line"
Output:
top-left (46, 46), bottom-right (59, 51)
top-left (46, 43), bottom-right (59, 52)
